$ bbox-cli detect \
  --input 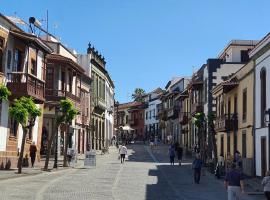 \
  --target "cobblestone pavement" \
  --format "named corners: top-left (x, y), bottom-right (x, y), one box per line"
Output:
top-left (0, 144), bottom-right (264, 200)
